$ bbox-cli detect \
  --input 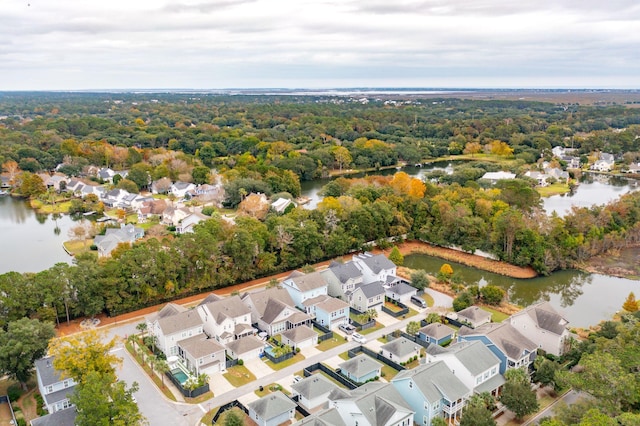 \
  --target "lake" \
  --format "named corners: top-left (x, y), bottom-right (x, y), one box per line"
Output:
top-left (404, 253), bottom-right (639, 328)
top-left (0, 196), bottom-right (83, 274)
